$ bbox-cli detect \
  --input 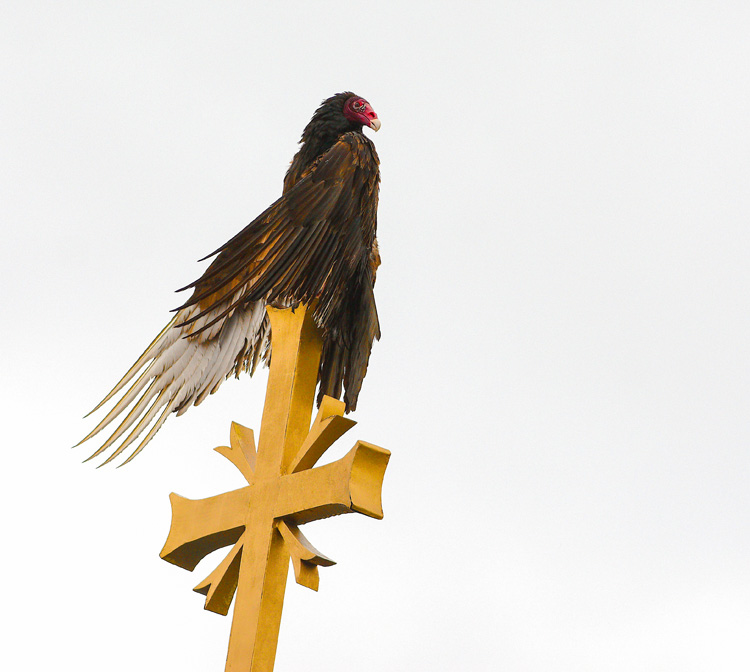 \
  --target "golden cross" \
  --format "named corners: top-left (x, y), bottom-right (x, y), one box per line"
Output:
top-left (159, 304), bottom-right (390, 672)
